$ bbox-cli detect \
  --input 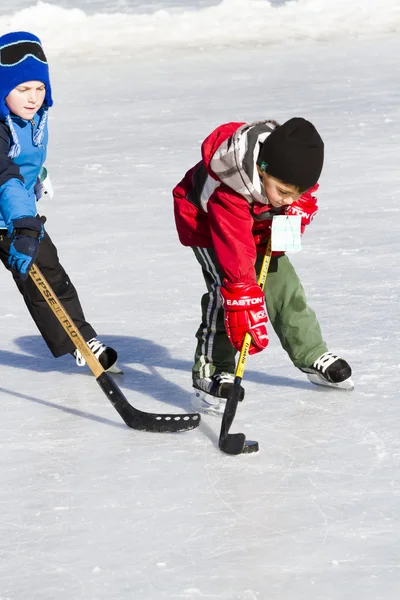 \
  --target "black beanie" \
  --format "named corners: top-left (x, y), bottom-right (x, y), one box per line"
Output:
top-left (257, 117), bottom-right (324, 189)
